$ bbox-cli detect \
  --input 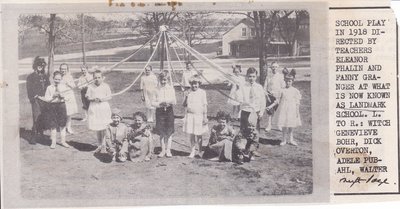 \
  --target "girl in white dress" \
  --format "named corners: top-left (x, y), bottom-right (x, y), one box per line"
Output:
top-left (86, 70), bottom-right (112, 152)
top-left (59, 63), bottom-right (78, 134)
top-left (227, 65), bottom-right (245, 120)
top-left (183, 75), bottom-right (208, 158)
top-left (268, 72), bottom-right (301, 146)
top-left (140, 65), bottom-right (158, 122)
